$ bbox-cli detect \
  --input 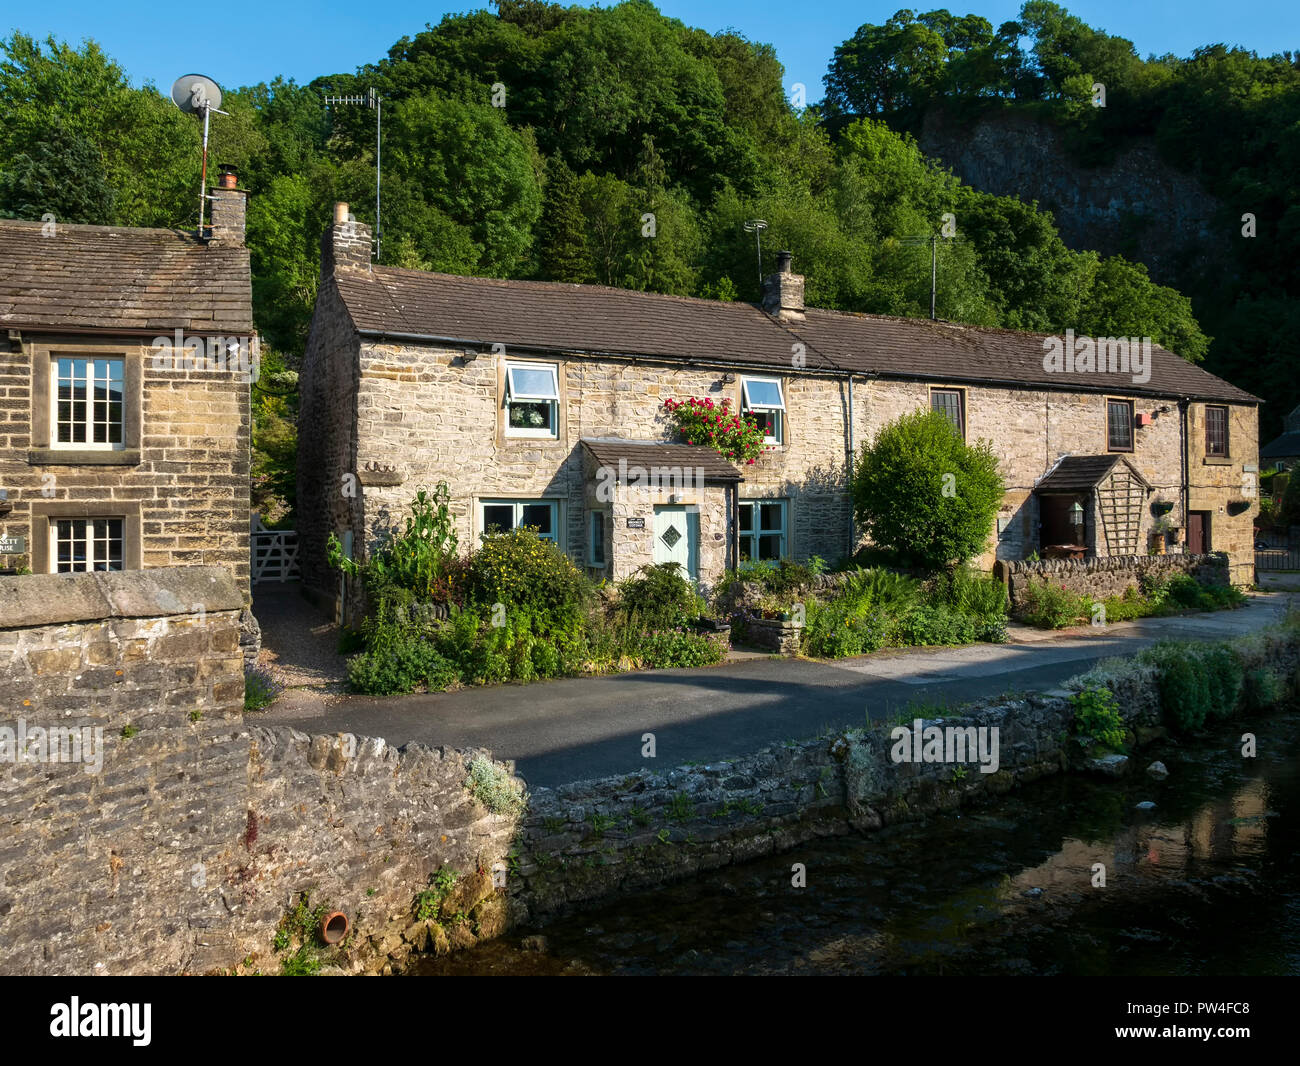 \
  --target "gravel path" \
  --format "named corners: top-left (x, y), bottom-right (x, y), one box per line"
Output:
top-left (252, 584), bottom-right (348, 692)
